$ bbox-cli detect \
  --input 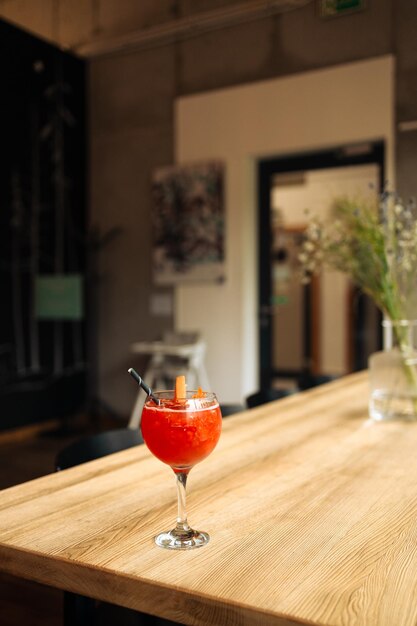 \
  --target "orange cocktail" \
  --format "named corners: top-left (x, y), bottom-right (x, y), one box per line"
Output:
top-left (141, 396), bottom-right (222, 471)
top-left (141, 377), bottom-right (222, 549)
